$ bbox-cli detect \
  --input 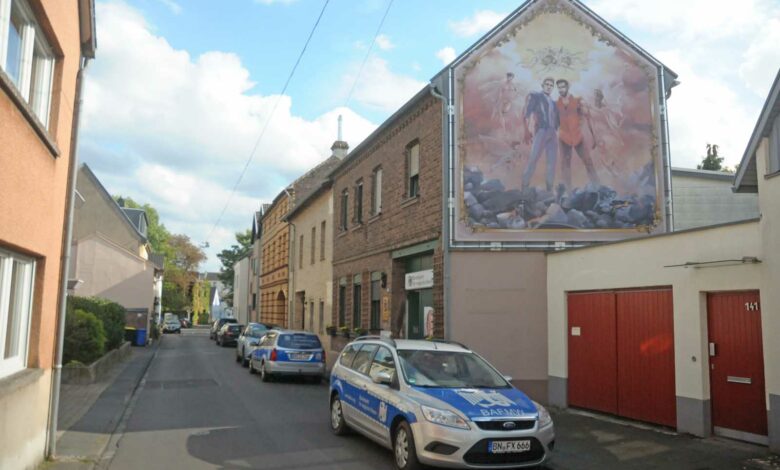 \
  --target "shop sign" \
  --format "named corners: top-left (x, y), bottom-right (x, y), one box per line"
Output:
top-left (405, 269), bottom-right (433, 290)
